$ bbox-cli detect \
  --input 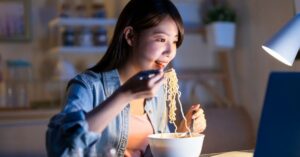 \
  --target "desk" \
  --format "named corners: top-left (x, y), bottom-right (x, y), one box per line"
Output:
top-left (200, 150), bottom-right (253, 157)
